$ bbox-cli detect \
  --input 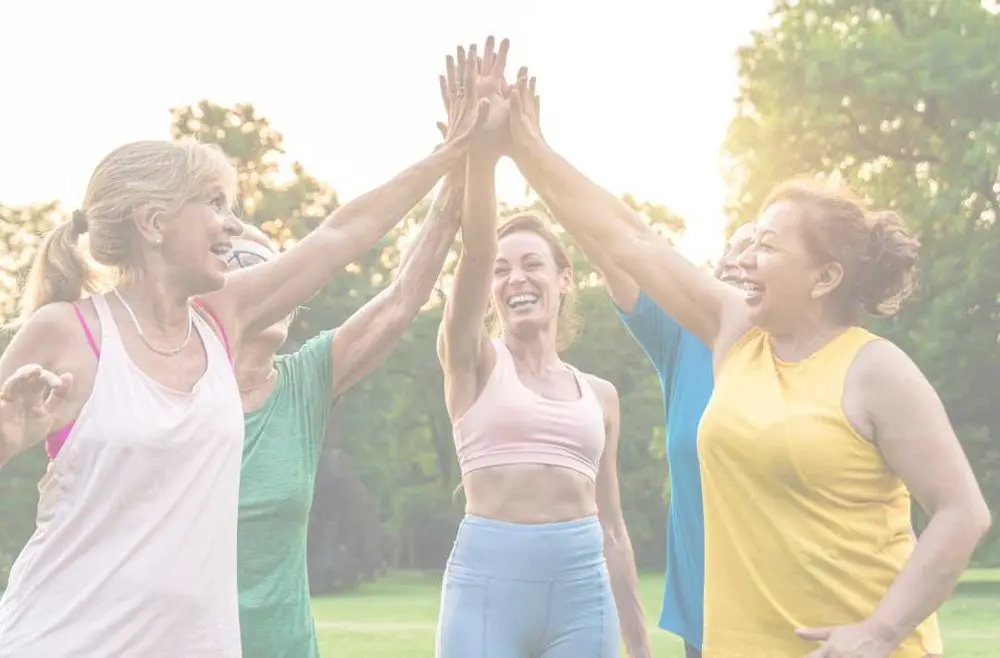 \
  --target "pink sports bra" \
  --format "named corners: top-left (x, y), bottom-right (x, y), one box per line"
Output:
top-left (452, 339), bottom-right (607, 481)
top-left (45, 298), bottom-right (231, 460)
